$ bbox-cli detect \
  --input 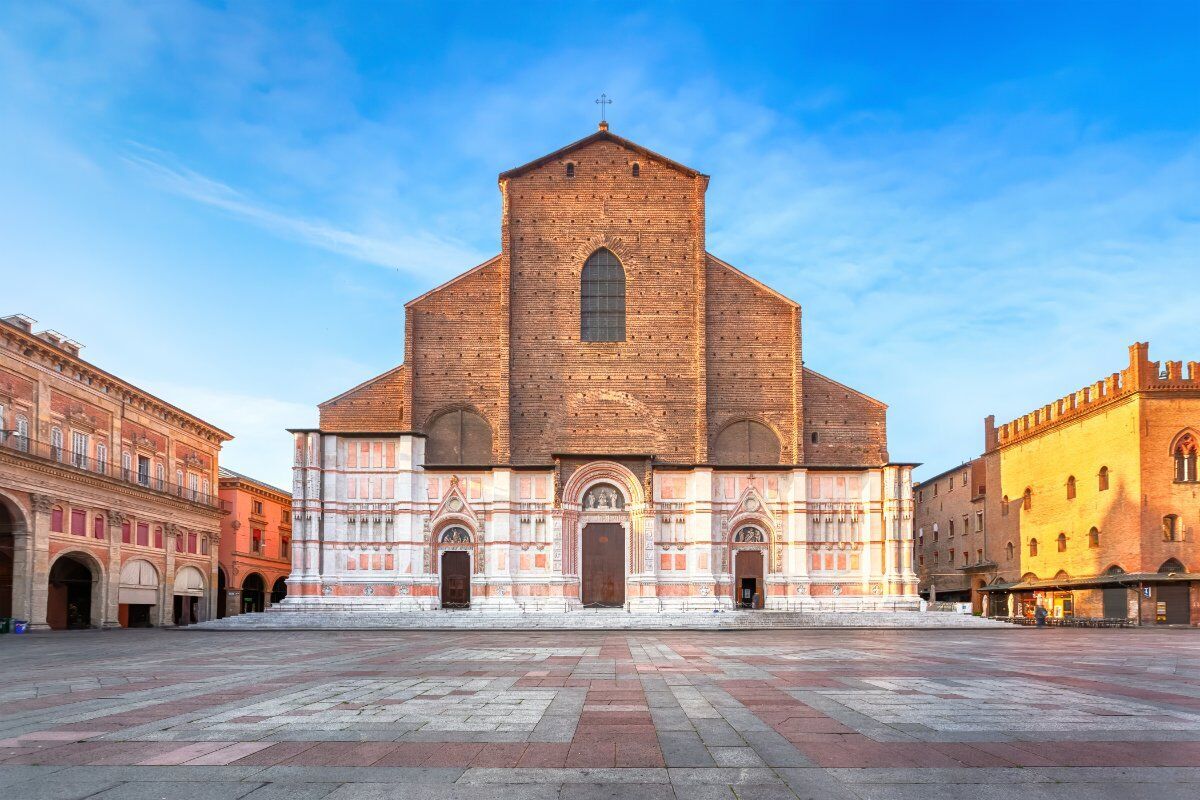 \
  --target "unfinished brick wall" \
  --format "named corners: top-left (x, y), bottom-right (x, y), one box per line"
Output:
top-left (317, 128), bottom-right (892, 471)
top-left (705, 256), bottom-right (801, 464)
top-left (319, 365), bottom-right (408, 432)
top-left (802, 369), bottom-right (888, 466)
top-left (504, 135), bottom-right (707, 463)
